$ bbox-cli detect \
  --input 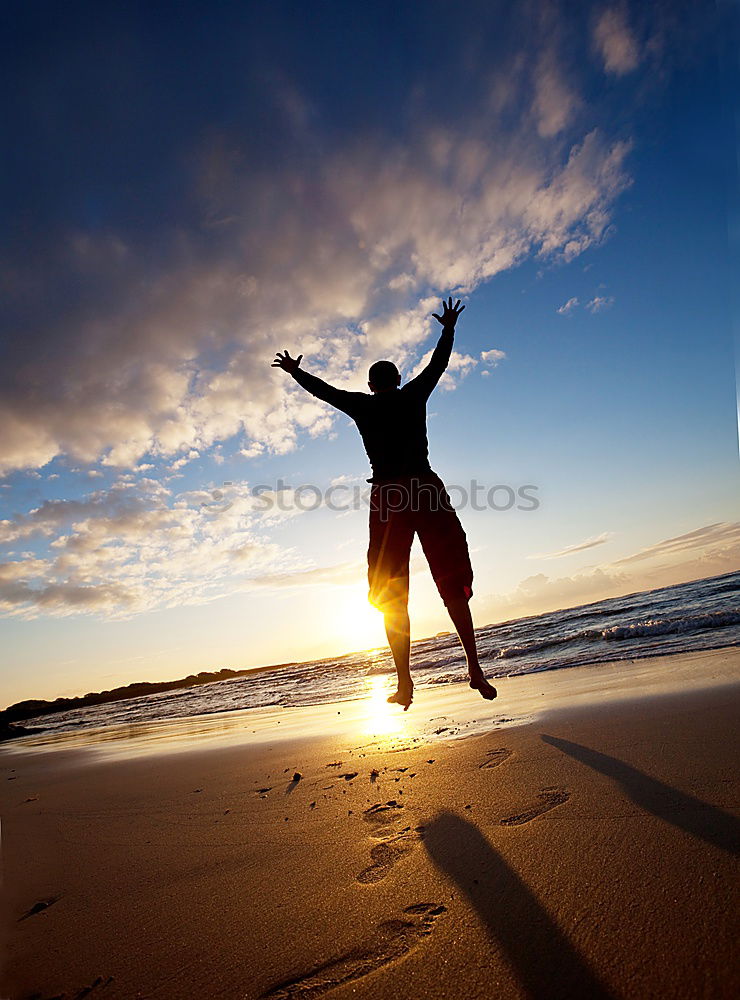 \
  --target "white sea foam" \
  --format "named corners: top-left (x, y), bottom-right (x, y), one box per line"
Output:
top-left (17, 572), bottom-right (740, 737)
